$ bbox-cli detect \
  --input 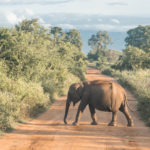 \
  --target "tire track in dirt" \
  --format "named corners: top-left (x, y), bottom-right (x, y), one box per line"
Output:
top-left (0, 68), bottom-right (150, 150)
